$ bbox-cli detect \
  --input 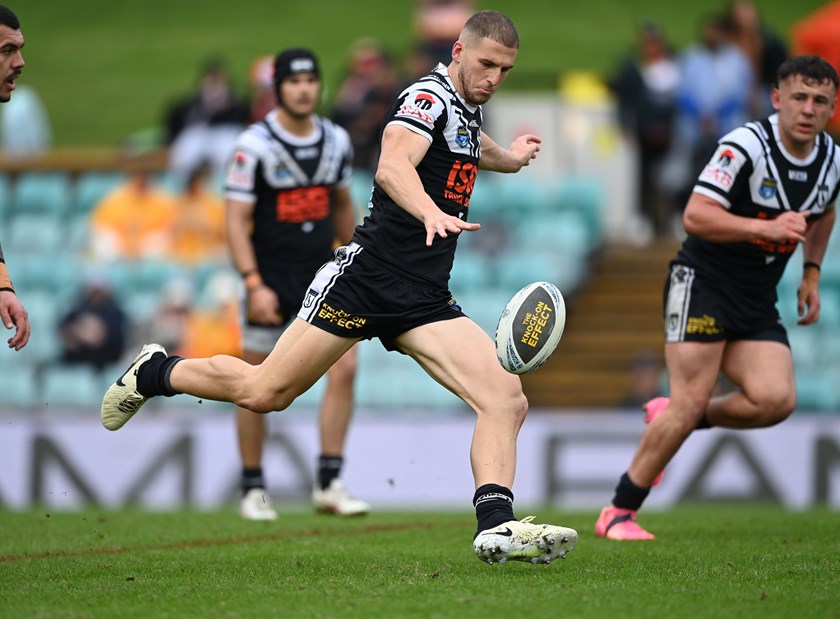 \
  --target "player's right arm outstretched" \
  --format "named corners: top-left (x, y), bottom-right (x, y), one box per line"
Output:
top-left (375, 125), bottom-right (480, 247)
